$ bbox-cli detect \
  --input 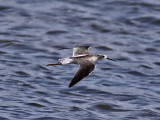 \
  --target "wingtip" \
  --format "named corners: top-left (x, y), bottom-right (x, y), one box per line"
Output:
top-left (68, 83), bottom-right (73, 88)
top-left (74, 46), bottom-right (90, 49)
